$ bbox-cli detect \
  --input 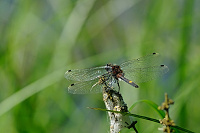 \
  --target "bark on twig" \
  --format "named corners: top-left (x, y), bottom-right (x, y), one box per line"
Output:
top-left (102, 86), bottom-right (138, 133)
